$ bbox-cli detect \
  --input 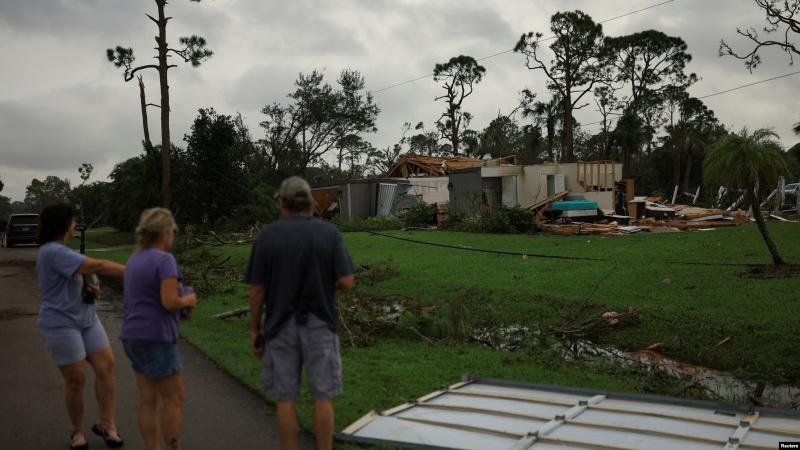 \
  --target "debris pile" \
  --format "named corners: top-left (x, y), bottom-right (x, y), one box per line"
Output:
top-left (537, 191), bottom-right (754, 236)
